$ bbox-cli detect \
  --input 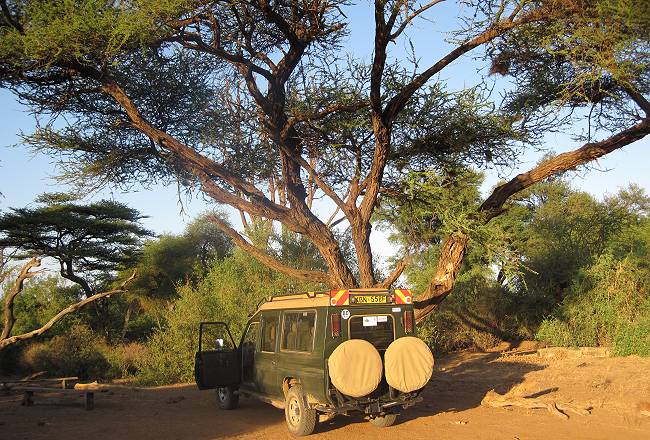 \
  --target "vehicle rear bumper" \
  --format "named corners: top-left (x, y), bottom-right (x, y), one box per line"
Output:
top-left (318, 388), bottom-right (423, 415)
